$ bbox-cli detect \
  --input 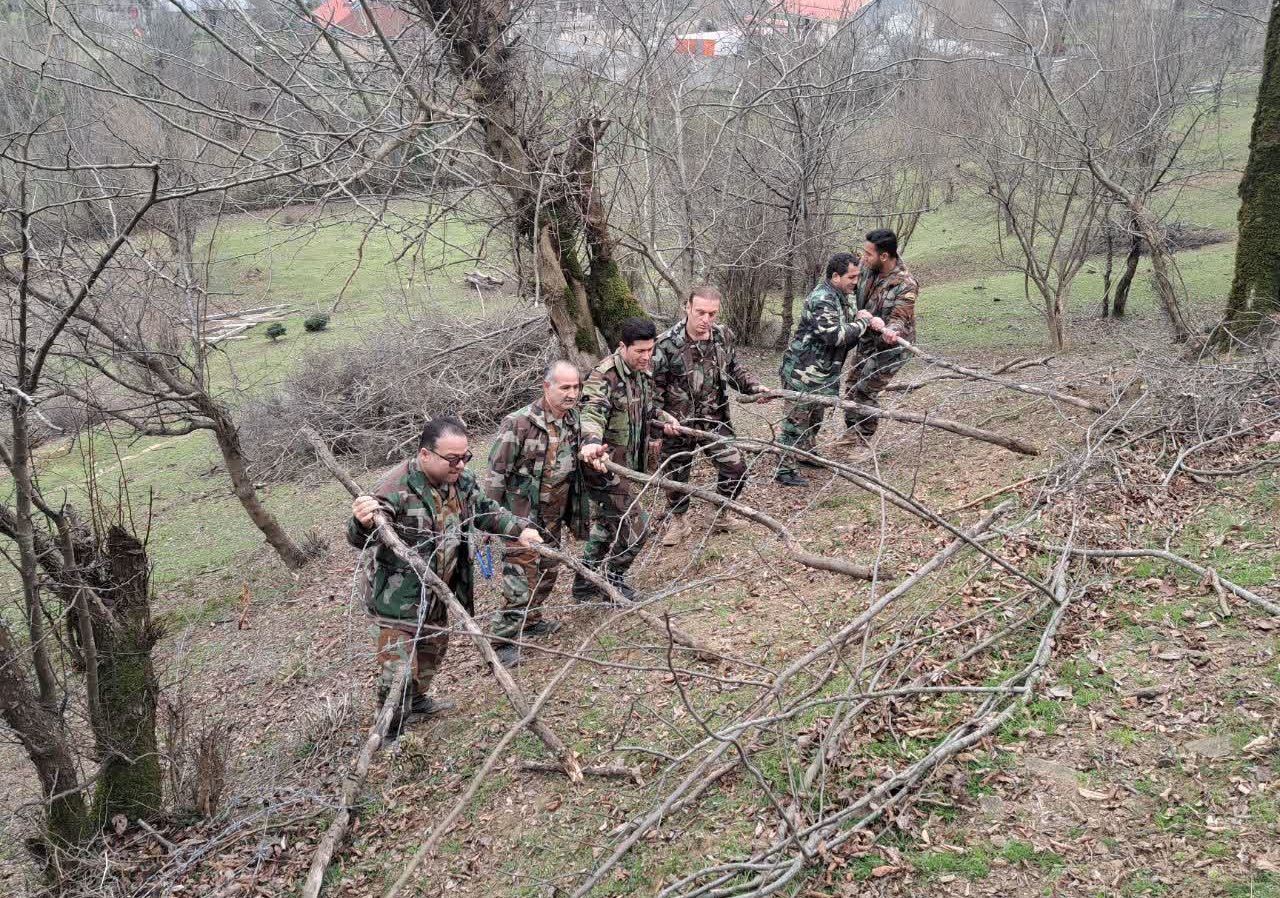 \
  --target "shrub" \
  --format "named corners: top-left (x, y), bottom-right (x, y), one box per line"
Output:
top-left (240, 312), bottom-right (552, 481)
top-left (265, 322), bottom-right (287, 342)
top-left (303, 313), bottom-right (330, 333)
